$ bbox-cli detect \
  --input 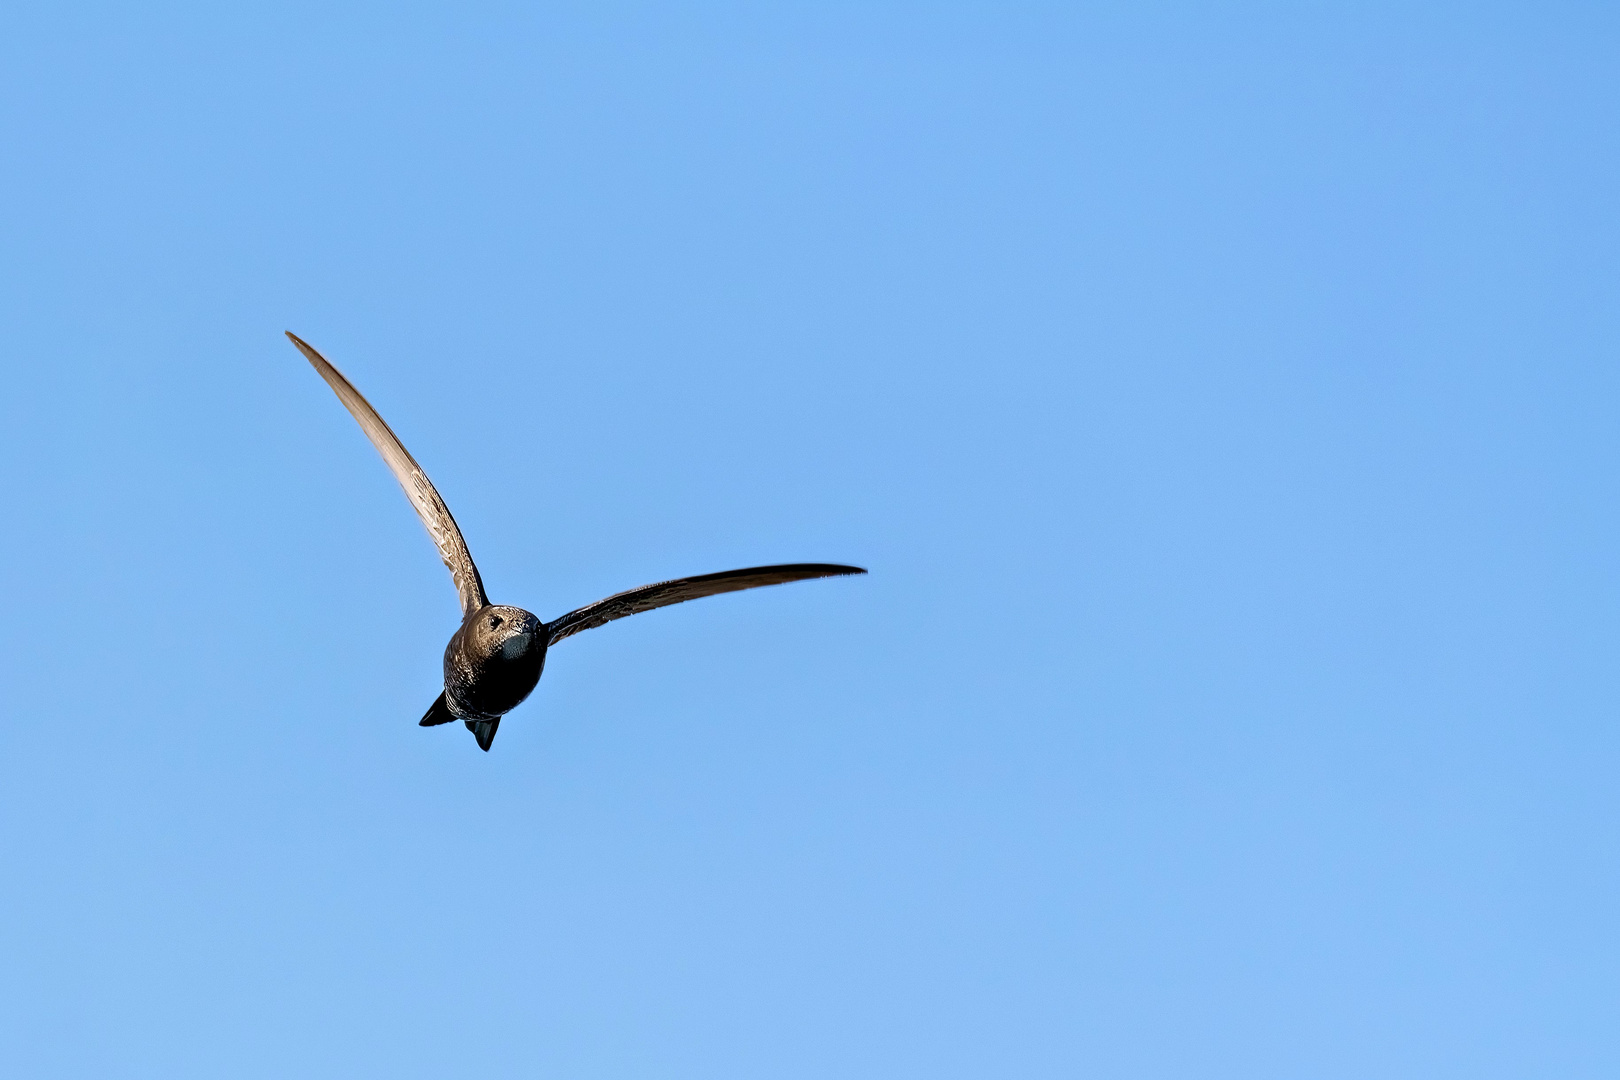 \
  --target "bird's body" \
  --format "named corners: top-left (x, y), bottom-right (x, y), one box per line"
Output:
top-left (286, 332), bottom-right (864, 751)
top-left (445, 605), bottom-right (547, 721)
